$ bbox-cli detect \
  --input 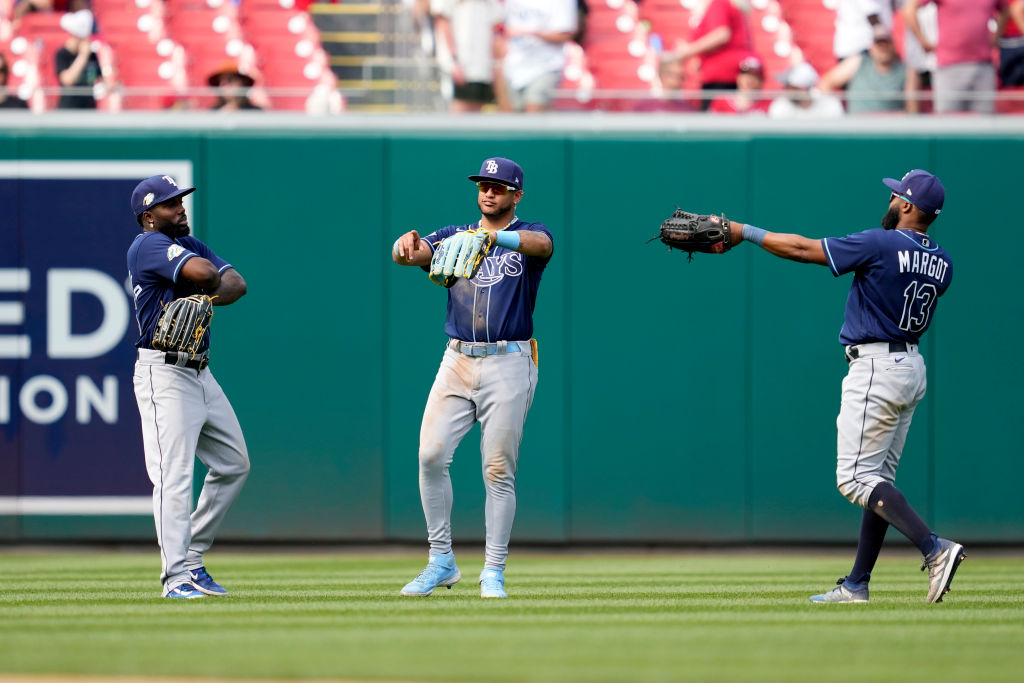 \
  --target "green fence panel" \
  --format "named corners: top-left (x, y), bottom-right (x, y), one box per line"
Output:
top-left (930, 137), bottom-right (1024, 541)
top-left (201, 135), bottom-right (388, 539)
top-left (567, 138), bottom-right (749, 542)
